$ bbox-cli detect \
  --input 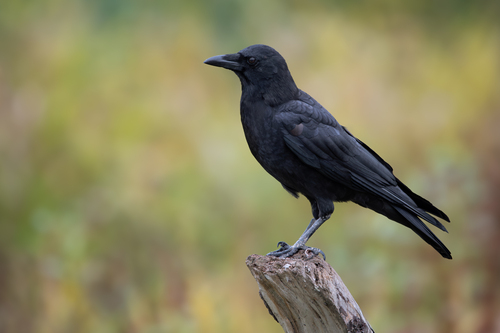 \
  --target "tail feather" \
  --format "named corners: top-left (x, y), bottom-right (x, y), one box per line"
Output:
top-left (396, 178), bottom-right (450, 222)
top-left (415, 209), bottom-right (448, 232)
top-left (352, 136), bottom-right (450, 223)
top-left (393, 206), bottom-right (452, 259)
top-left (382, 187), bottom-right (448, 232)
